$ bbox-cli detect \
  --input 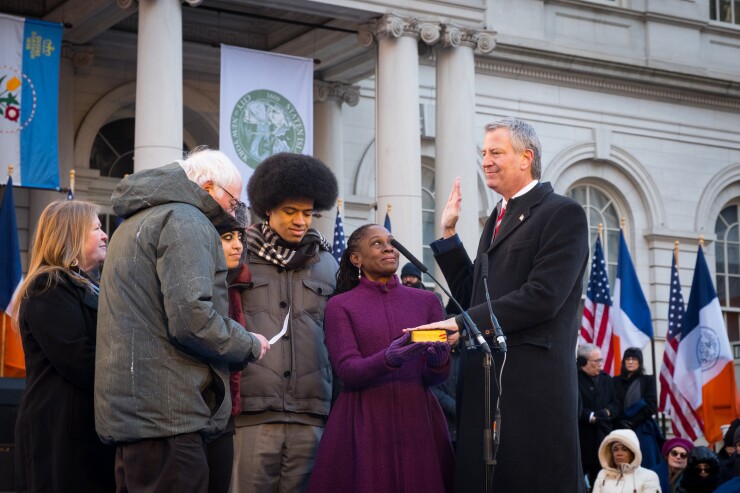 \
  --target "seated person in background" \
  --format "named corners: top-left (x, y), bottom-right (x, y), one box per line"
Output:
top-left (307, 224), bottom-right (454, 493)
top-left (654, 437), bottom-right (693, 493)
top-left (717, 418), bottom-right (740, 478)
top-left (675, 446), bottom-right (719, 493)
top-left (592, 429), bottom-right (661, 493)
top-left (718, 426), bottom-right (740, 486)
